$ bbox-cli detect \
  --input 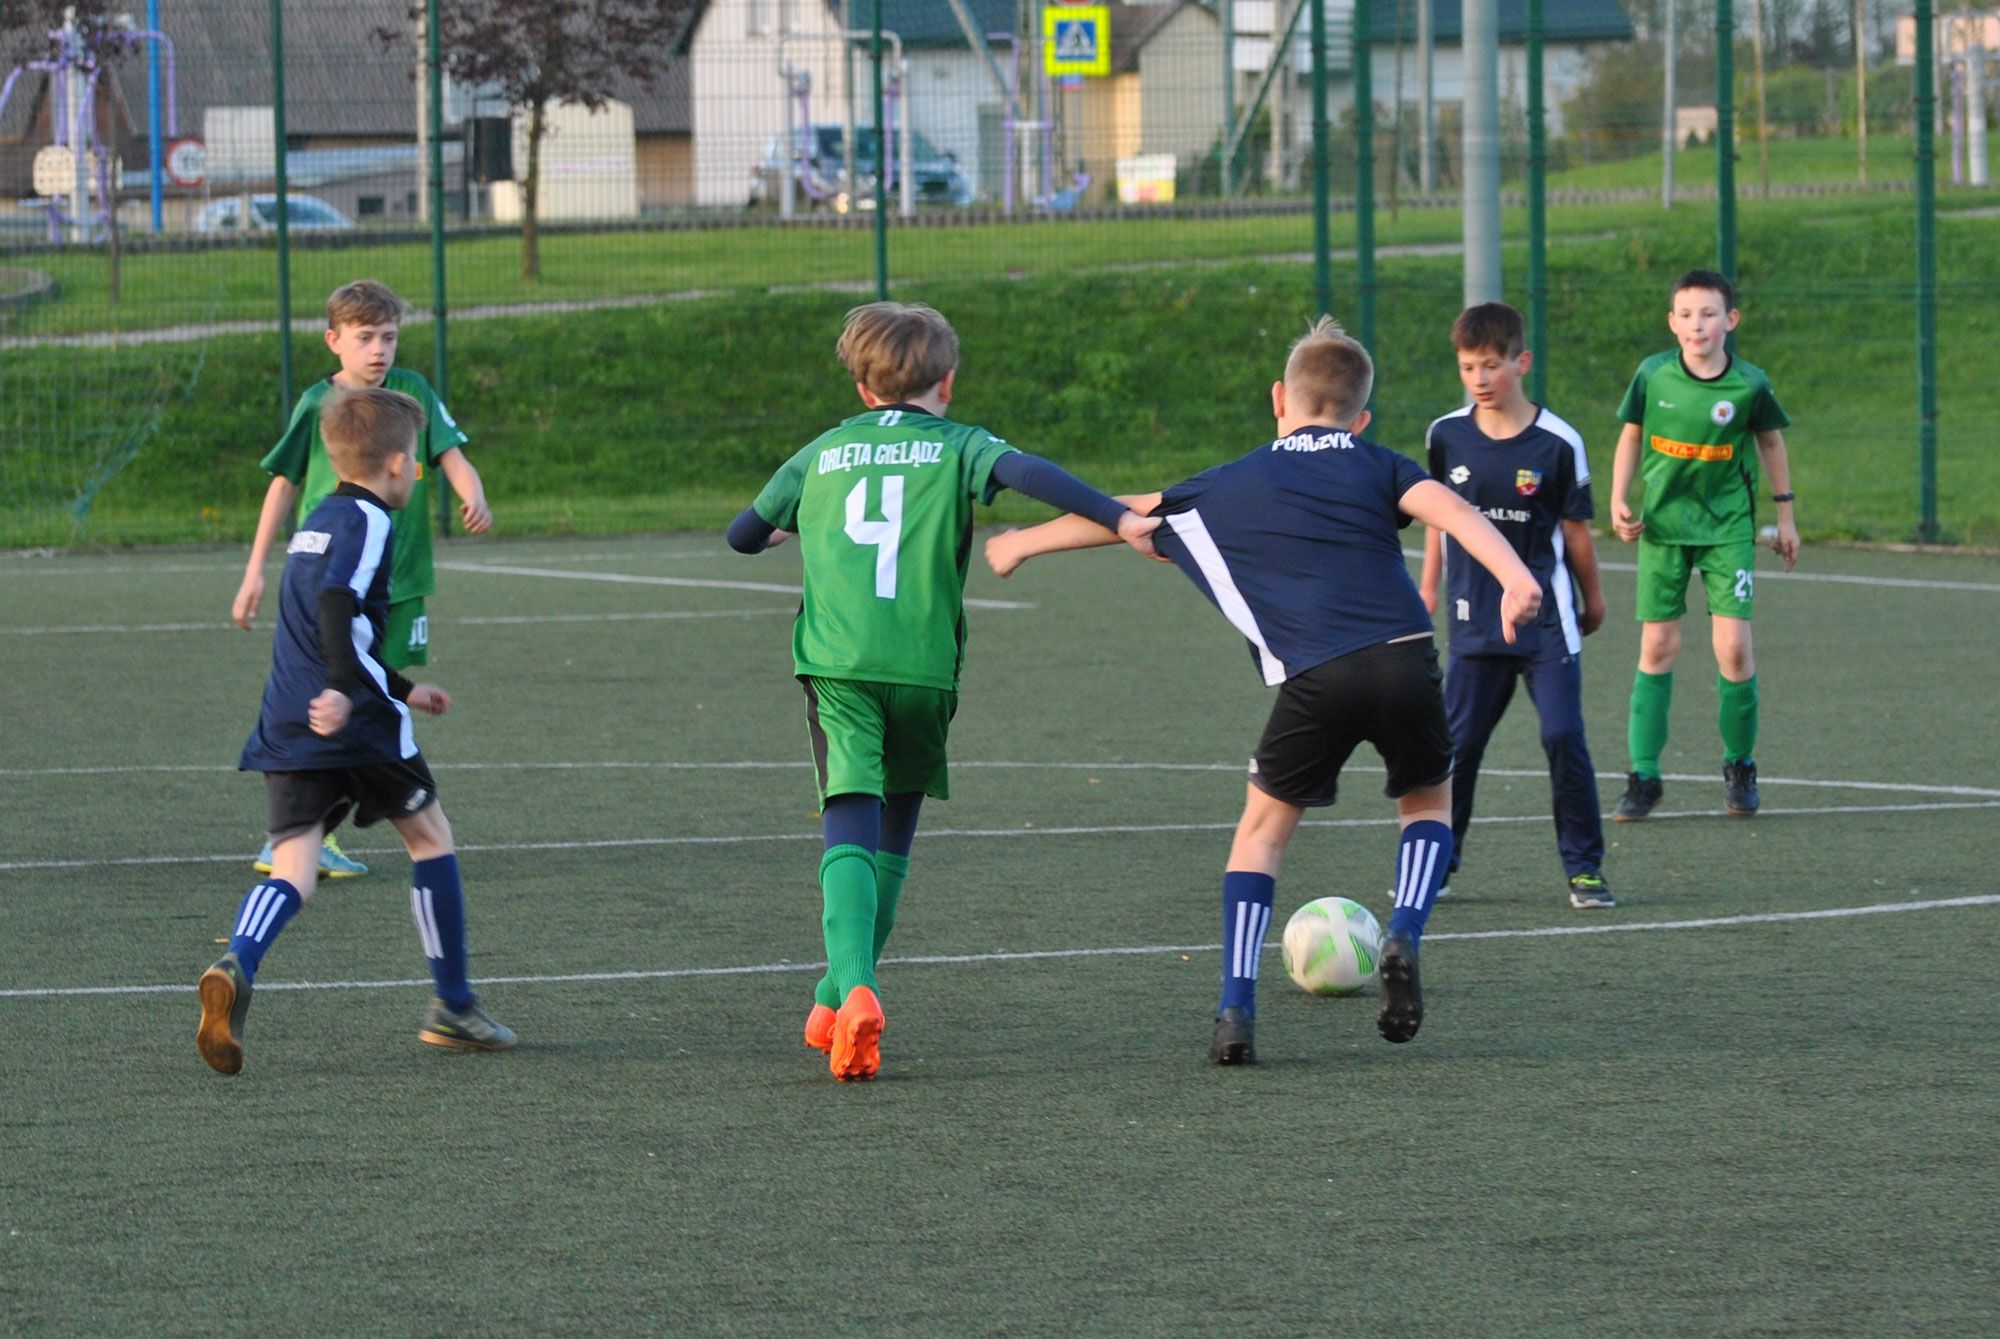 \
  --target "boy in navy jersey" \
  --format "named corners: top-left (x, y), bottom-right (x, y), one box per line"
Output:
top-left (986, 318), bottom-right (1542, 1063)
top-left (196, 386), bottom-right (514, 1075)
top-left (1418, 303), bottom-right (1614, 910)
